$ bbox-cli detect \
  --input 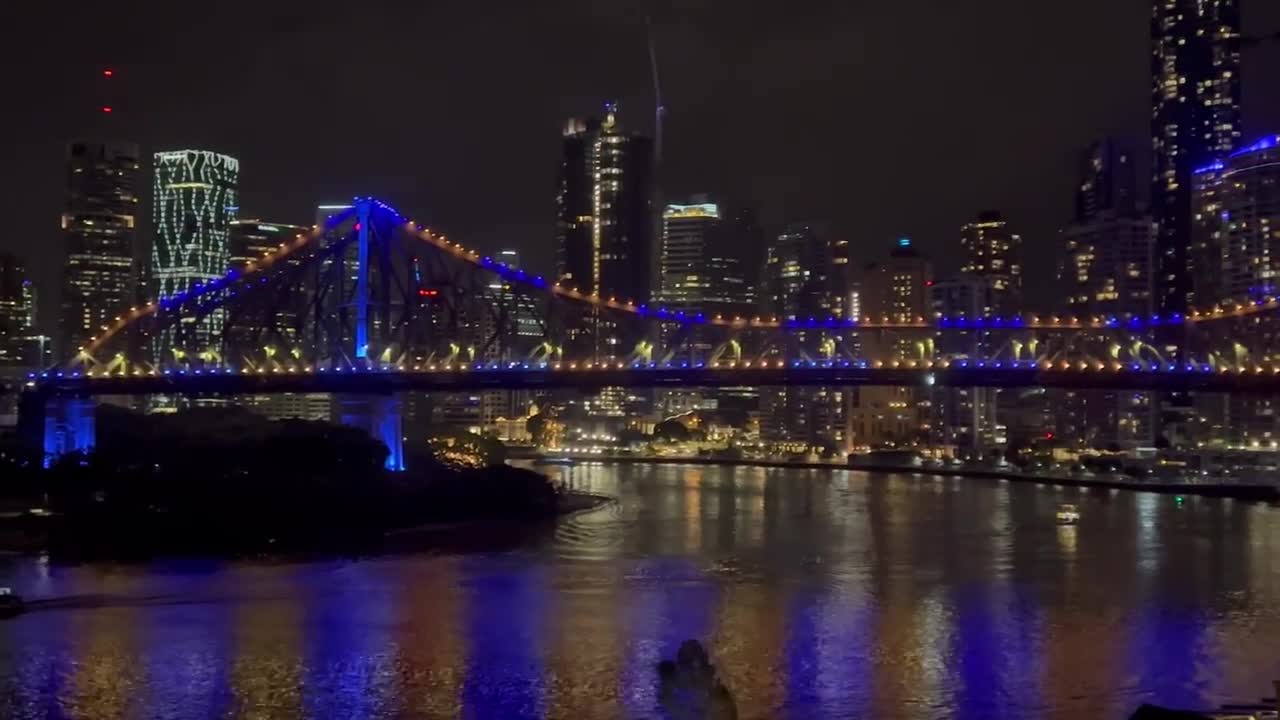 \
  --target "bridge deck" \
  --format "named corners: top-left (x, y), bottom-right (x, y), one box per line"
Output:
top-left (22, 364), bottom-right (1280, 398)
